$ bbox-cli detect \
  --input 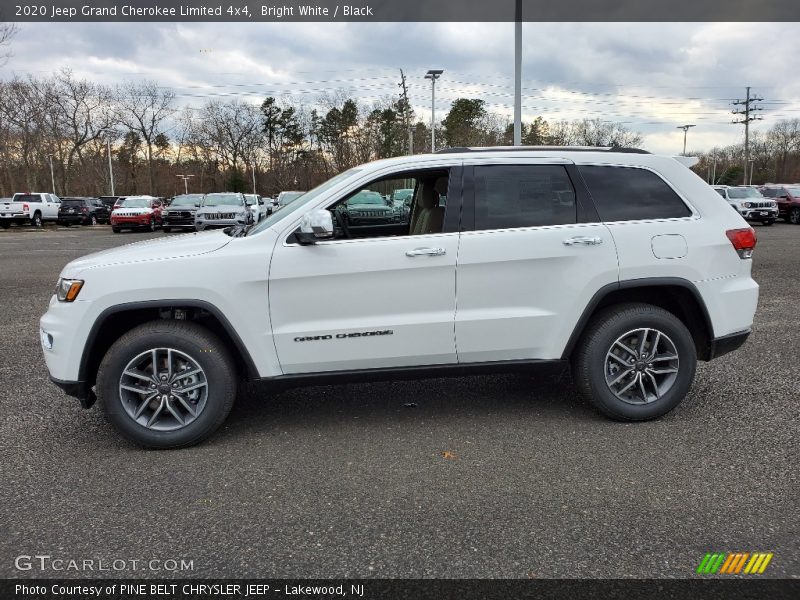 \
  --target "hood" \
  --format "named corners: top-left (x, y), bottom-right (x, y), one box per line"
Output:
top-left (62, 230), bottom-right (232, 276)
top-left (112, 207), bottom-right (153, 215)
top-left (347, 203), bottom-right (391, 211)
